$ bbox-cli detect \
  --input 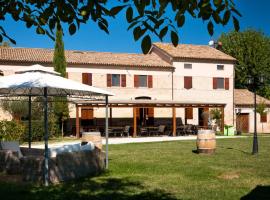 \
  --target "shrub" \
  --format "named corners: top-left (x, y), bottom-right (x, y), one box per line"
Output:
top-left (0, 120), bottom-right (25, 142)
top-left (22, 113), bottom-right (60, 142)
